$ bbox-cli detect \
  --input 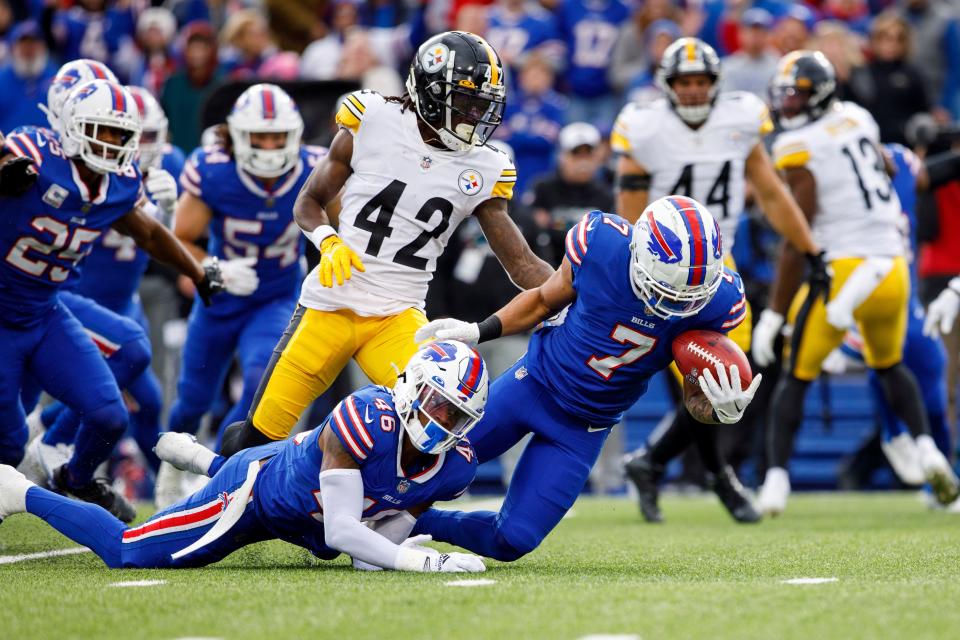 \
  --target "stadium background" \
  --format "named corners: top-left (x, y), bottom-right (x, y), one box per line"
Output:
top-left (2, 0), bottom-right (959, 497)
